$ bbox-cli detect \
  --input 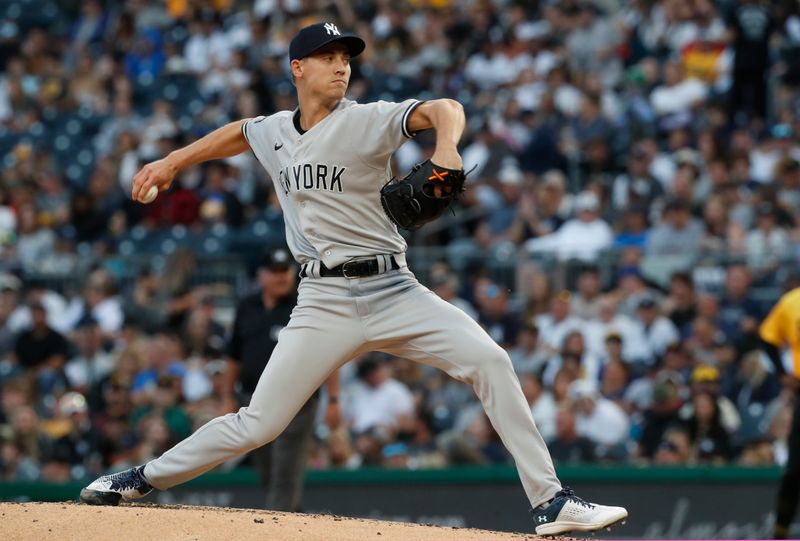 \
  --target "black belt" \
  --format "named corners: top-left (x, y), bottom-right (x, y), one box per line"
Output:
top-left (300, 256), bottom-right (400, 278)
